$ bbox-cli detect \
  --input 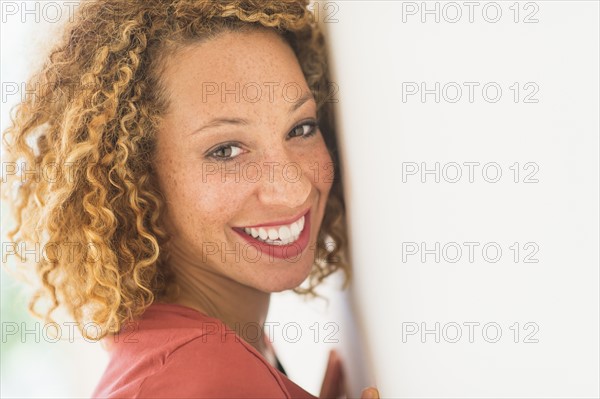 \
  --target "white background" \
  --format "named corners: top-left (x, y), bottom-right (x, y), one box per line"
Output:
top-left (323, 0), bottom-right (599, 397)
